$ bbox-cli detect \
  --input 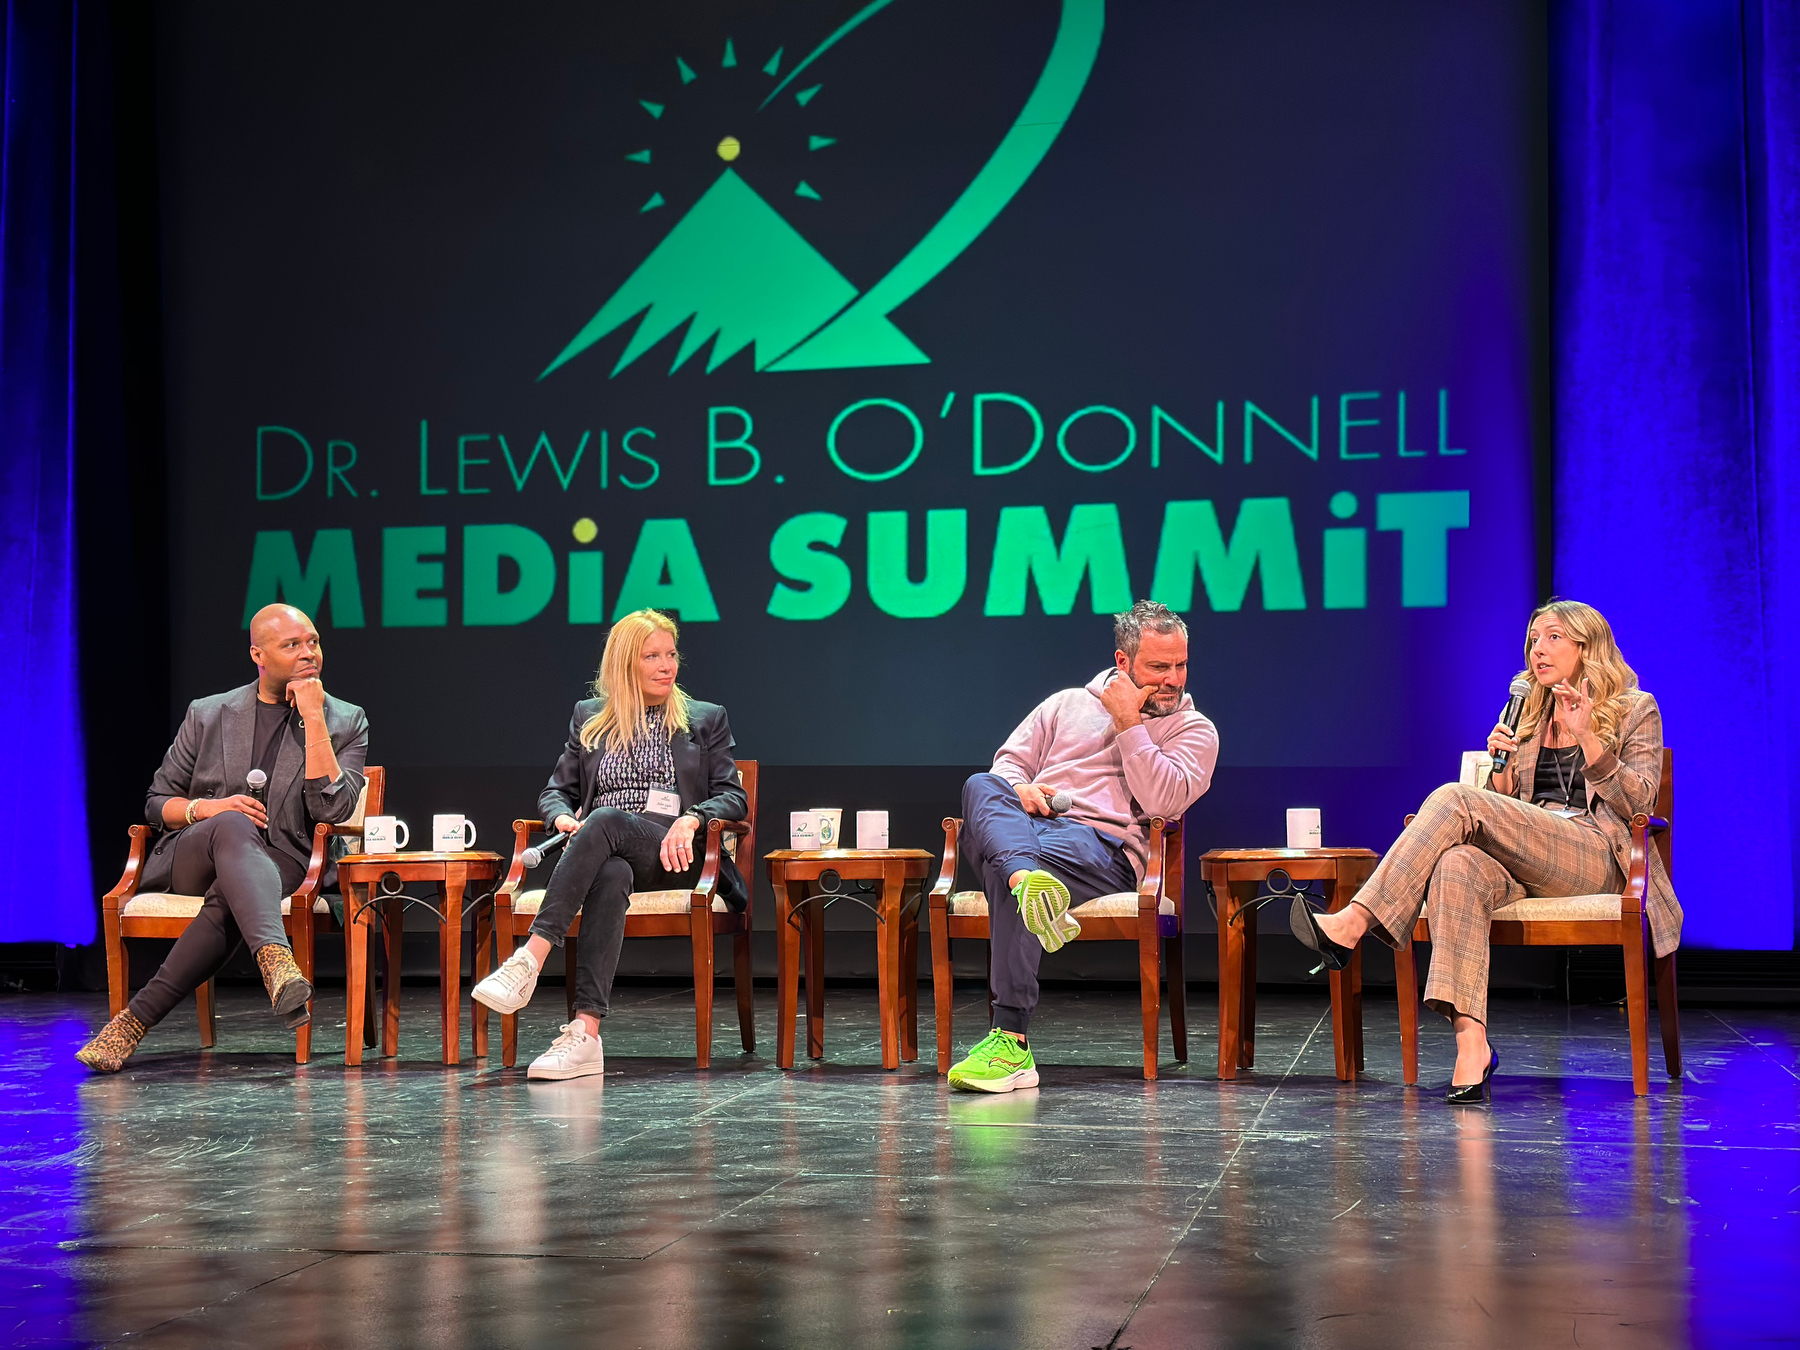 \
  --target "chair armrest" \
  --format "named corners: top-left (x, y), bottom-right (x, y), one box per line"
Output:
top-left (928, 818), bottom-right (962, 912)
top-left (499, 819), bottom-right (549, 899)
top-left (288, 820), bottom-right (364, 909)
top-left (1403, 813), bottom-right (1417, 827)
top-left (1621, 812), bottom-right (1668, 910)
top-left (1138, 818), bottom-right (1169, 912)
top-left (103, 825), bottom-right (153, 908)
top-left (693, 818), bottom-right (751, 904)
